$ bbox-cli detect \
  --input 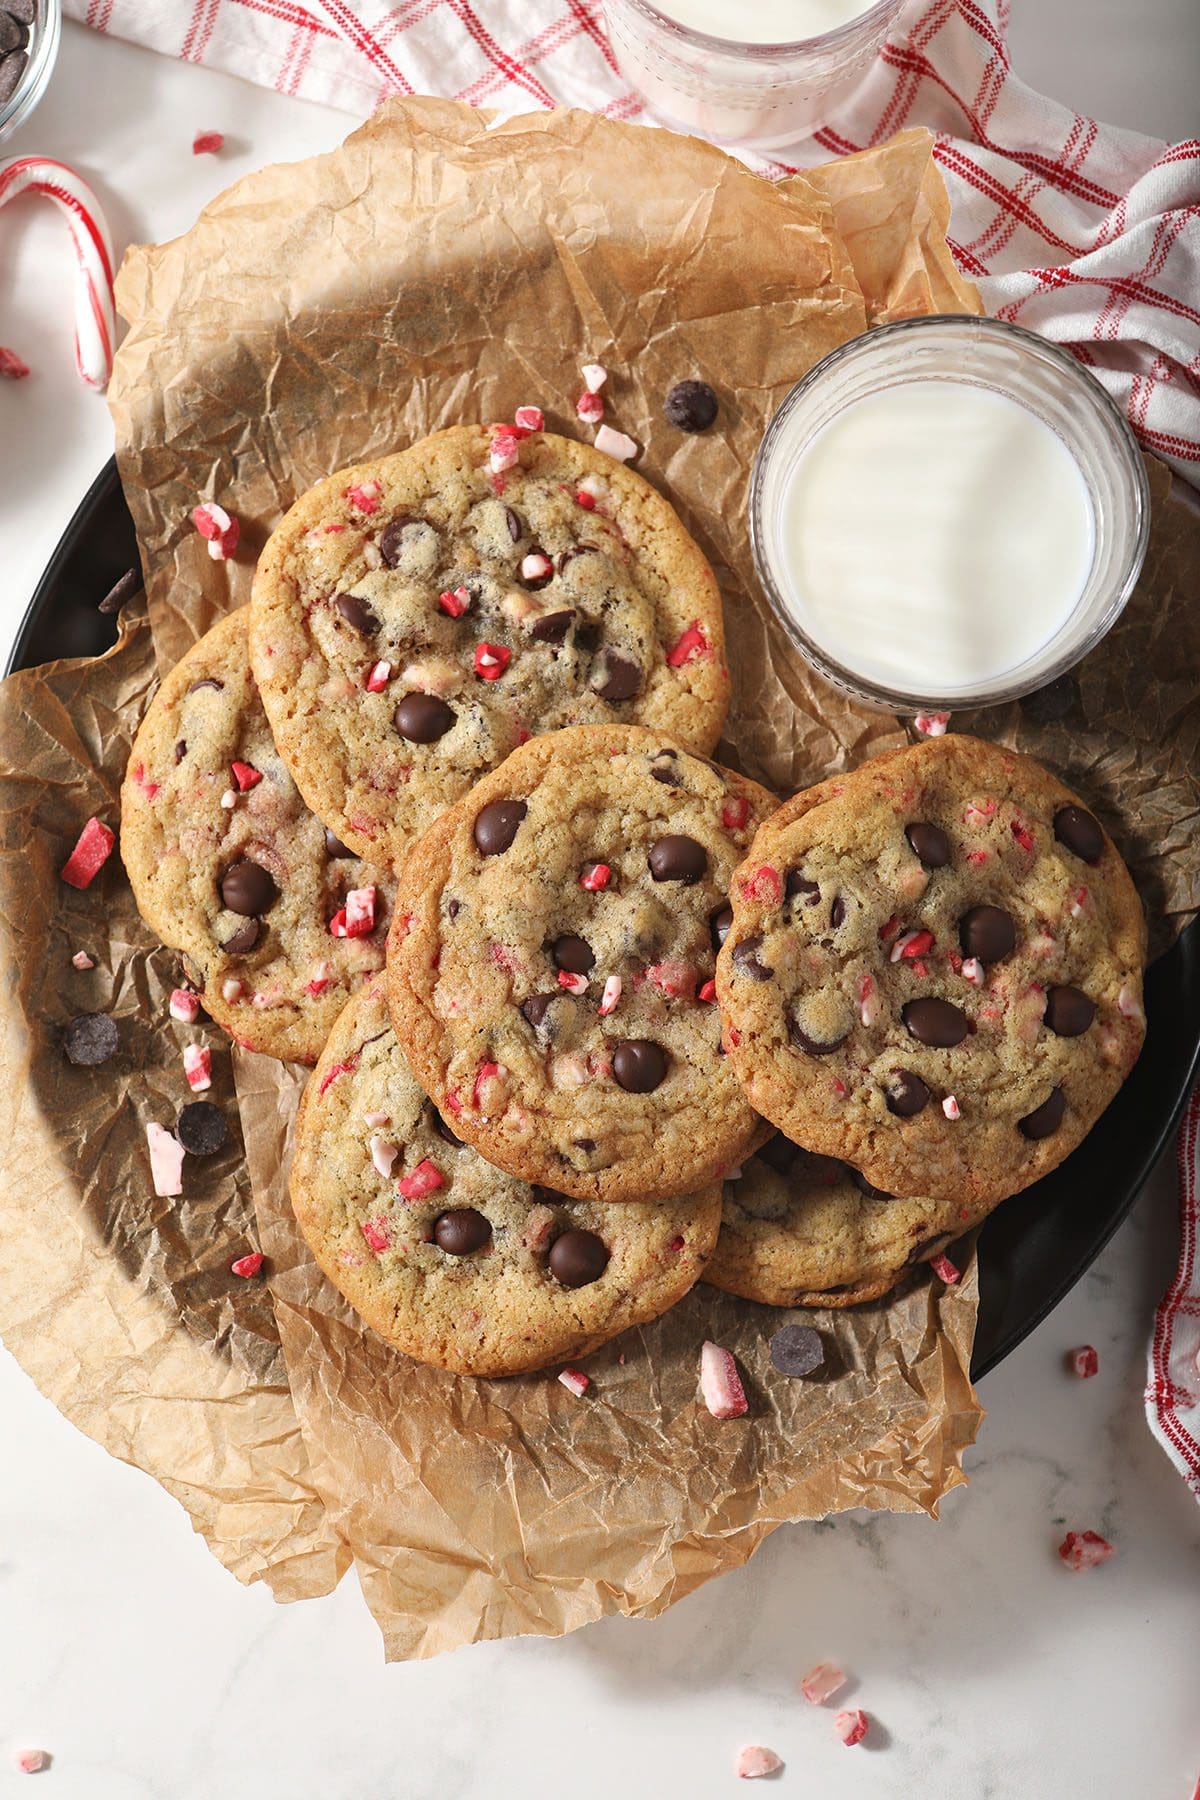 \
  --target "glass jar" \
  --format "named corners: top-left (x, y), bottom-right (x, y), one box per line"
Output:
top-left (602, 0), bottom-right (905, 152)
top-left (0, 0), bottom-right (62, 146)
top-left (750, 315), bottom-right (1150, 714)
